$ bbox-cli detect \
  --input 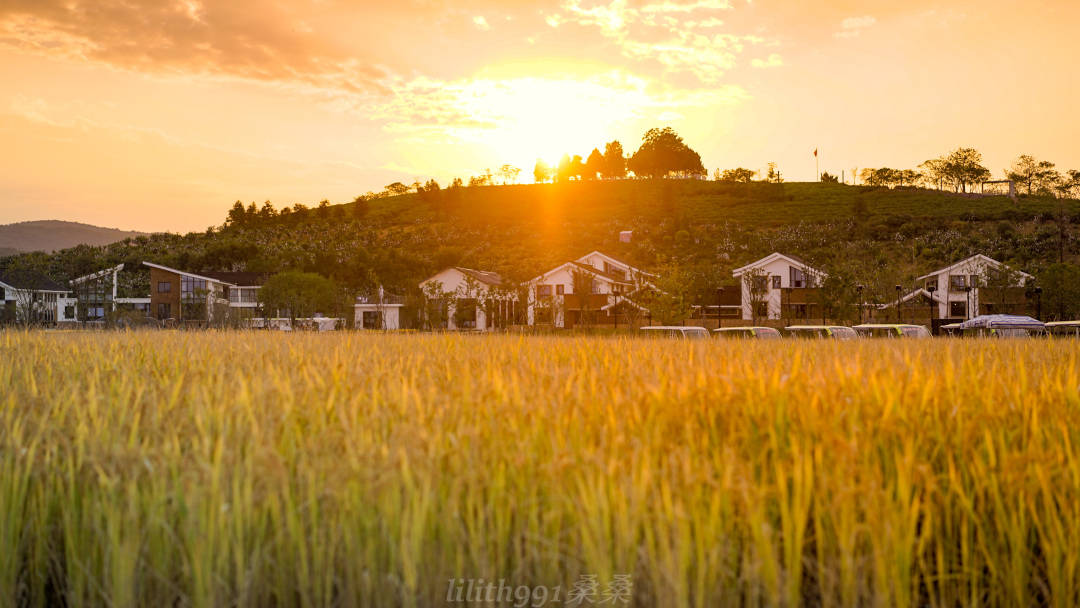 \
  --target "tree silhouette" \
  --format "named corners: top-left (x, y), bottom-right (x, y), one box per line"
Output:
top-left (384, 182), bottom-right (411, 196)
top-left (533, 159), bottom-right (552, 183)
top-left (602, 141), bottom-right (627, 179)
top-left (1006, 155), bottom-right (1060, 195)
top-left (922, 148), bottom-right (990, 193)
top-left (718, 168), bottom-right (756, 183)
top-left (497, 164), bottom-right (521, 185)
top-left (584, 149), bottom-right (604, 180)
top-left (628, 127), bottom-right (705, 179)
